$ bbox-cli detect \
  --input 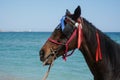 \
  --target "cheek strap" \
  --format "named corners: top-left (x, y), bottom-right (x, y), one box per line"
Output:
top-left (77, 23), bottom-right (83, 49)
